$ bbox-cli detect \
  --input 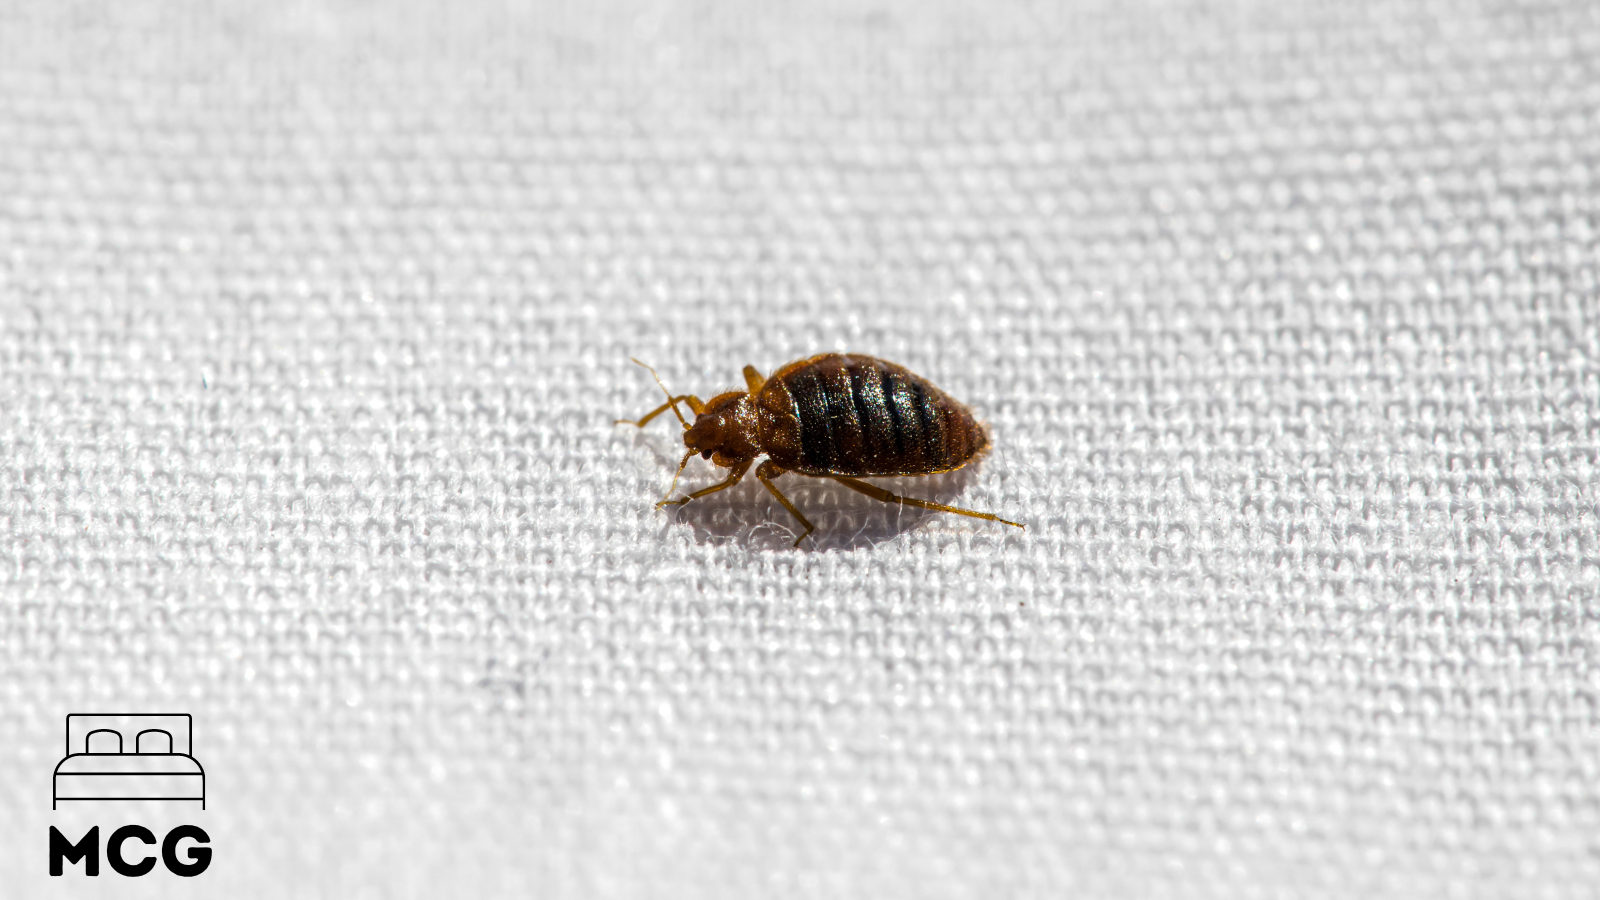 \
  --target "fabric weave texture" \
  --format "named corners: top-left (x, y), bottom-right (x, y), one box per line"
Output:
top-left (2, 1), bottom-right (1598, 897)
